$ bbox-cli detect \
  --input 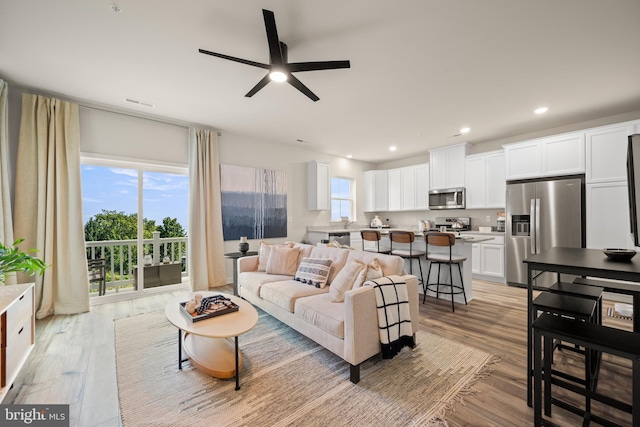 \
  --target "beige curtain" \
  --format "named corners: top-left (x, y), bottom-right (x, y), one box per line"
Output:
top-left (188, 128), bottom-right (226, 290)
top-left (14, 94), bottom-right (89, 318)
top-left (0, 79), bottom-right (16, 285)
